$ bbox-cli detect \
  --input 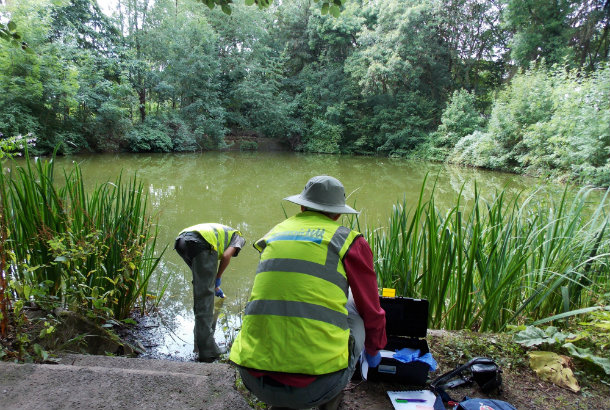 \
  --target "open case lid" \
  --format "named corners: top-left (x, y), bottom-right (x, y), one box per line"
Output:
top-left (380, 296), bottom-right (429, 338)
